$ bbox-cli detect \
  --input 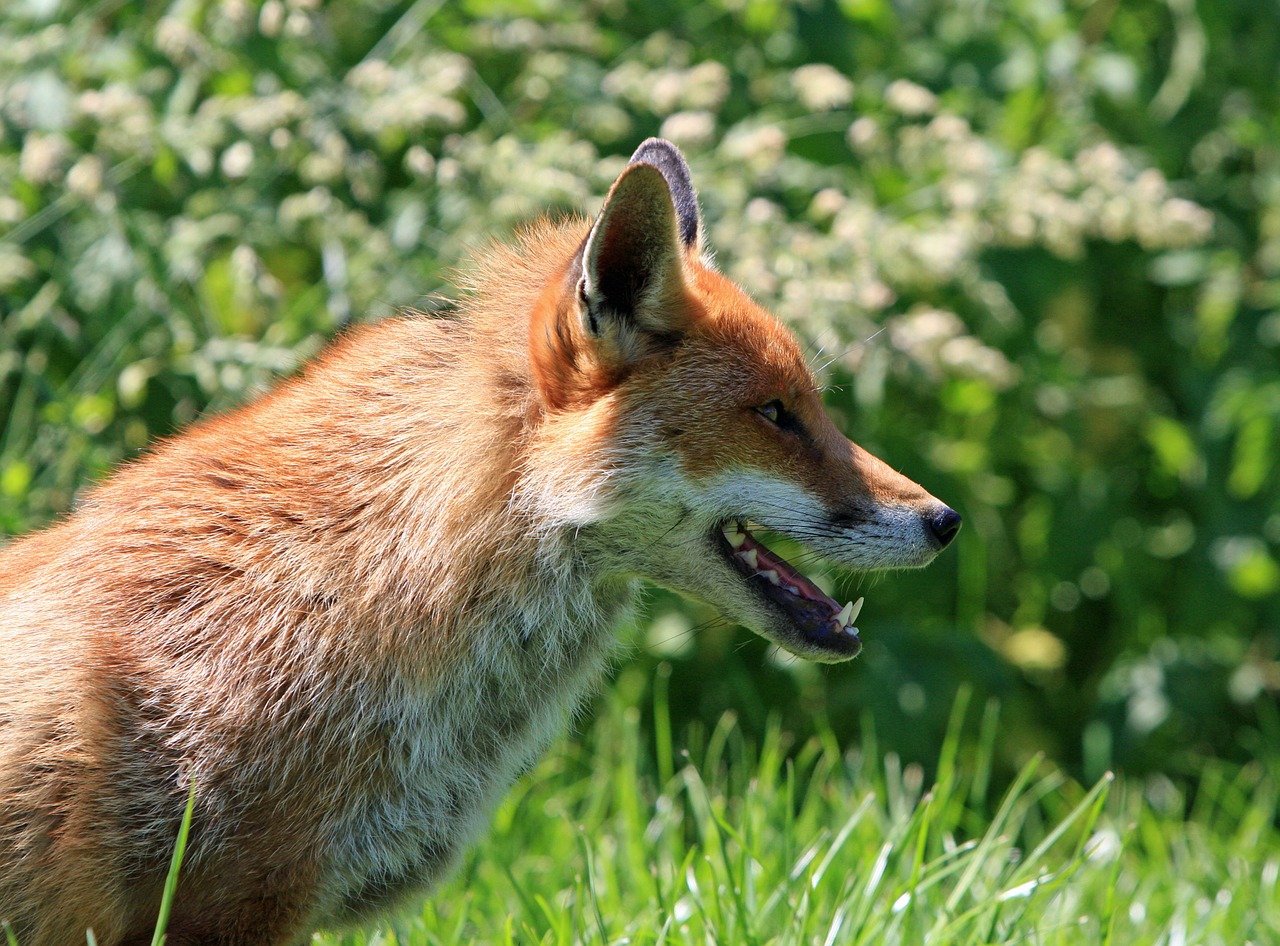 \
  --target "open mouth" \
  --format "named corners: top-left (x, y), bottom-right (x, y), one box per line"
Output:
top-left (717, 520), bottom-right (864, 659)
